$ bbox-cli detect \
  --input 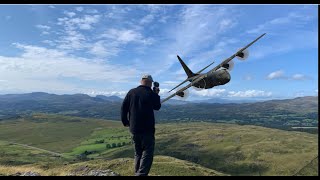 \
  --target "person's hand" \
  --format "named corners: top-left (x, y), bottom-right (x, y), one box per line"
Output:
top-left (154, 87), bottom-right (160, 94)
